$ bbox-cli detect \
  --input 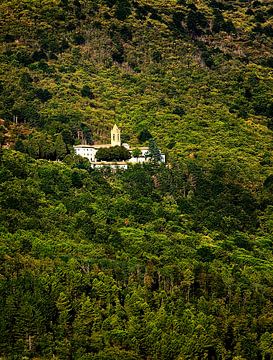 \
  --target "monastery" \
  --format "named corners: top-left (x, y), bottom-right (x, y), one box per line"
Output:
top-left (73, 124), bottom-right (165, 169)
